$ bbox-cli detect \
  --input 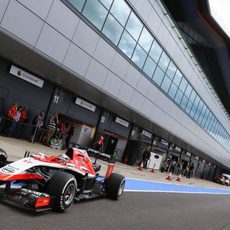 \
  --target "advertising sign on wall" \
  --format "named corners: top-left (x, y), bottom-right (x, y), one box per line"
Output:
top-left (75, 97), bottom-right (96, 112)
top-left (115, 117), bottom-right (129, 127)
top-left (9, 65), bottom-right (44, 88)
